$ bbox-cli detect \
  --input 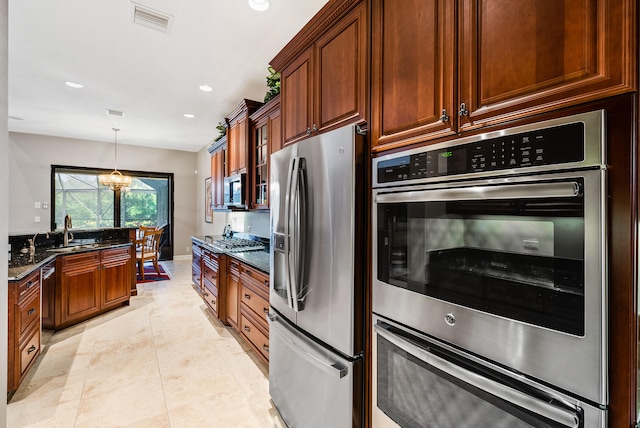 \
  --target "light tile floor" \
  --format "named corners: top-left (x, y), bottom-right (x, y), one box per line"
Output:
top-left (8, 258), bottom-right (286, 428)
